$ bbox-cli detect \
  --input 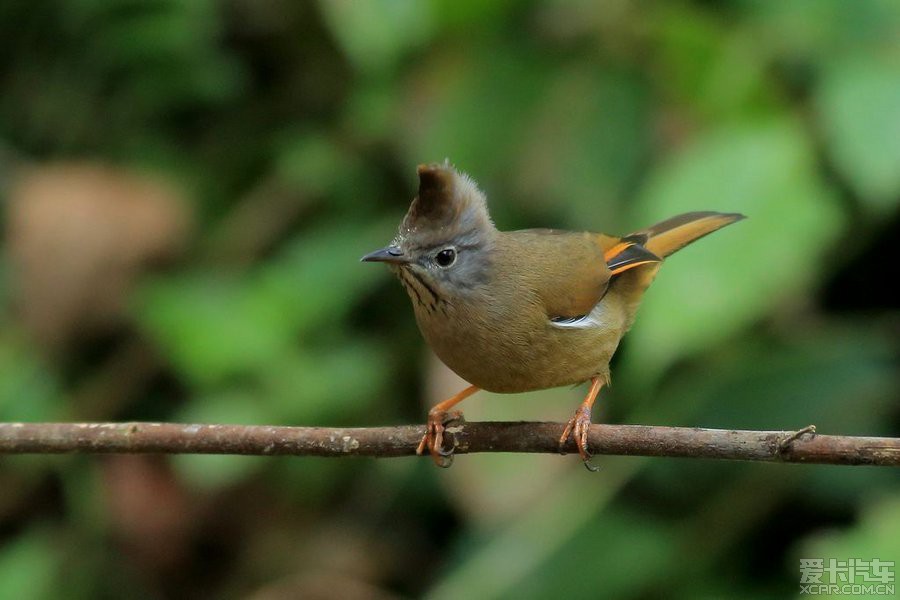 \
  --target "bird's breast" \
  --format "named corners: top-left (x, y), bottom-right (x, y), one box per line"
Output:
top-left (410, 288), bottom-right (622, 394)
